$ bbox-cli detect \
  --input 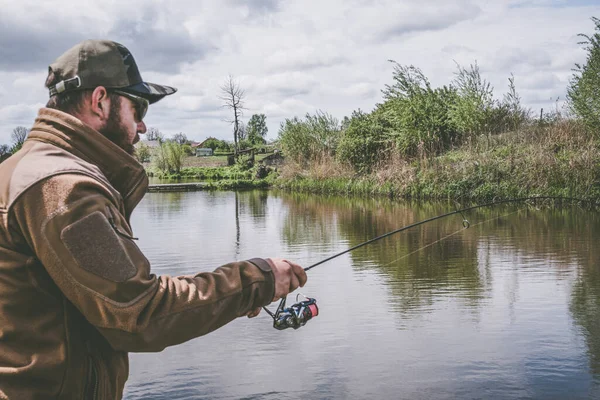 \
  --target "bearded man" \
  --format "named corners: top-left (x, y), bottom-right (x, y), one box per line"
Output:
top-left (0, 40), bottom-right (306, 399)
